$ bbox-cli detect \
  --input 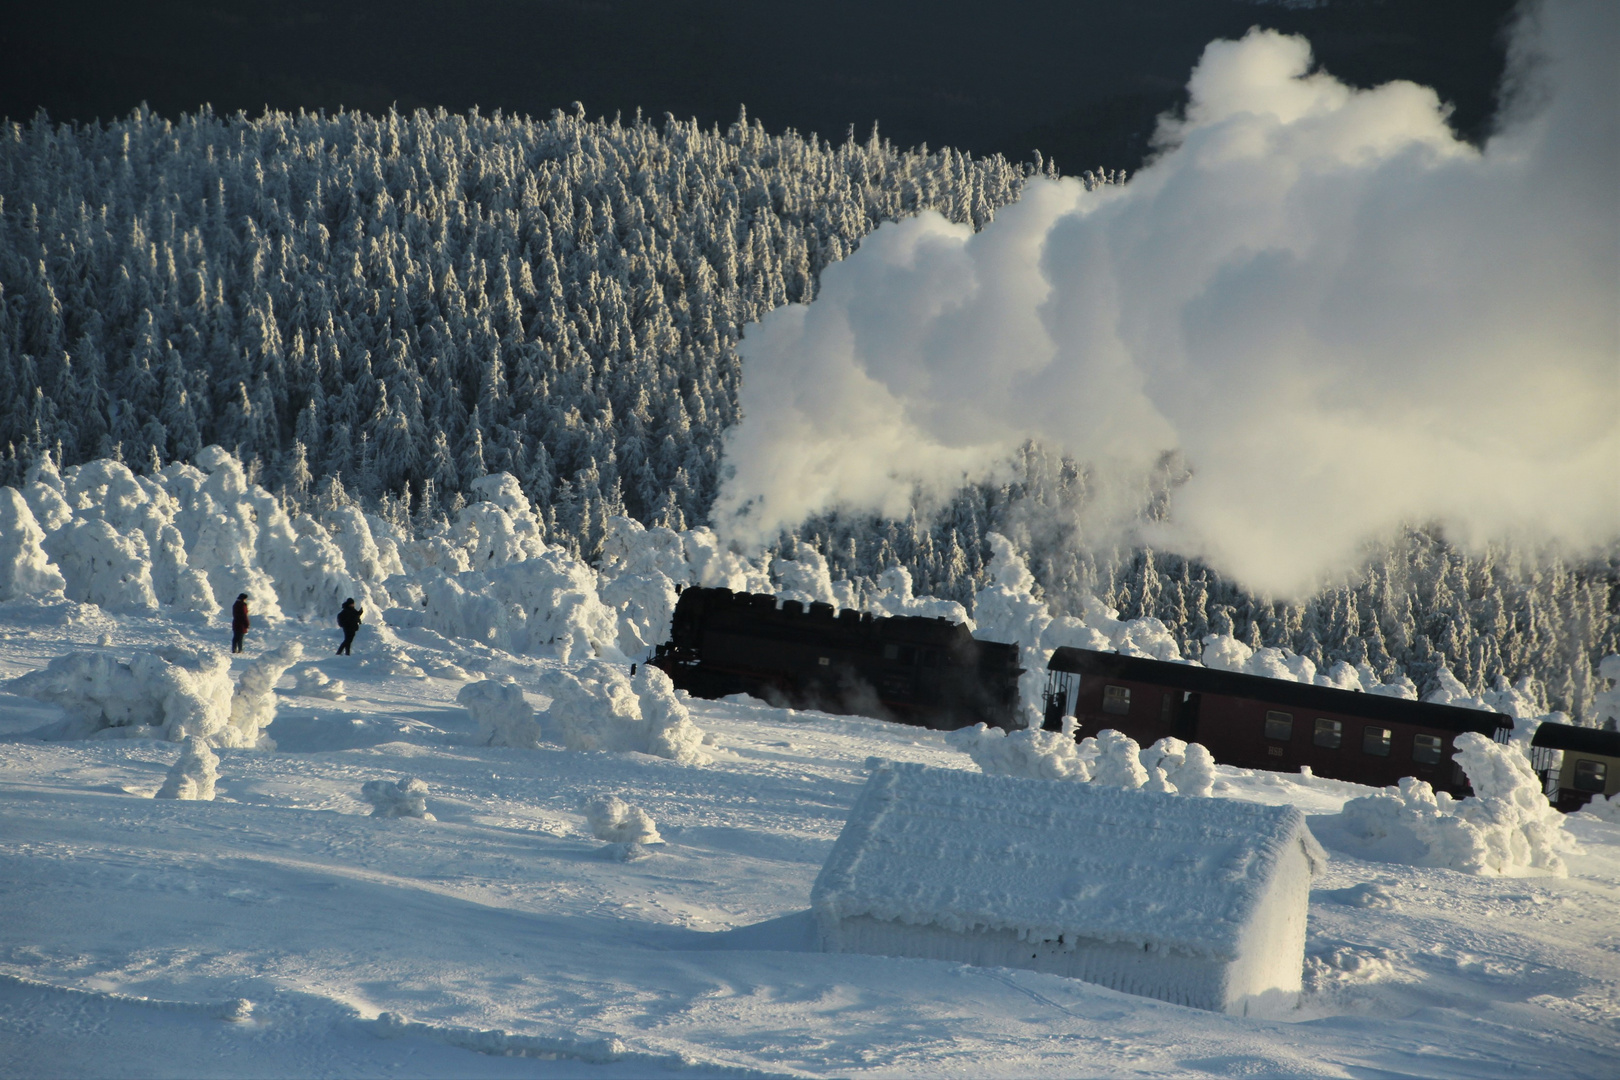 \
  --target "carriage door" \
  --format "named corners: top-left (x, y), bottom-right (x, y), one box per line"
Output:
top-left (1175, 692), bottom-right (1201, 742)
top-left (1043, 671), bottom-right (1079, 731)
